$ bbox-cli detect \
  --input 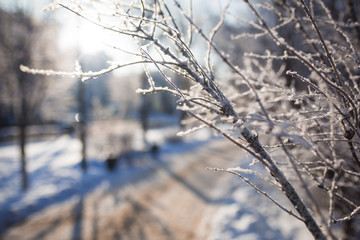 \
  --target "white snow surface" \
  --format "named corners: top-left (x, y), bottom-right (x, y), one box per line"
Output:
top-left (210, 177), bottom-right (311, 240)
top-left (0, 133), bottom-right (310, 239)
